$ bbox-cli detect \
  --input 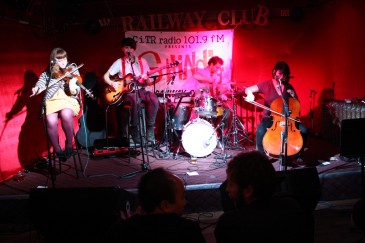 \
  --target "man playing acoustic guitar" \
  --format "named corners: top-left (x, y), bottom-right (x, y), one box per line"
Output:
top-left (103, 37), bottom-right (160, 146)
